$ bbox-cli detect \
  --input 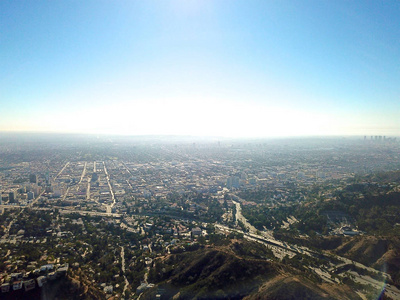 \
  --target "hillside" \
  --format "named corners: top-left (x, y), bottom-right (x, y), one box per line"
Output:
top-left (142, 240), bottom-right (362, 300)
top-left (335, 236), bottom-right (400, 286)
top-left (244, 275), bottom-right (359, 300)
